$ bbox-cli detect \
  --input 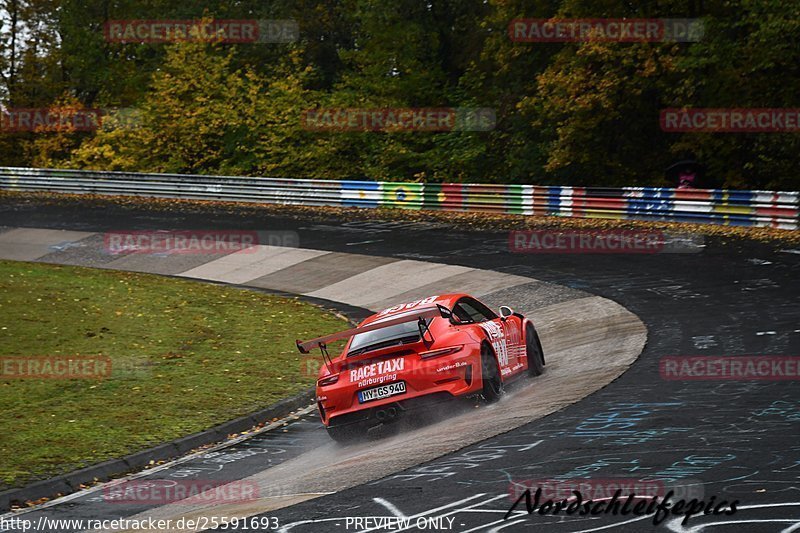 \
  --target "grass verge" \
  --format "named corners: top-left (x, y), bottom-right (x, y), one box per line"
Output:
top-left (0, 260), bottom-right (348, 490)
